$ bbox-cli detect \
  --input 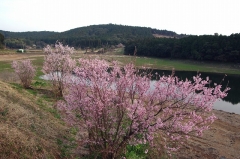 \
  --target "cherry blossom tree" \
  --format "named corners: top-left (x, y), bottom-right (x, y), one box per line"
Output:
top-left (12, 59), bottom-right (36, 88)
top-left (58, 59), bottom-right (229, 158)
top-left (42, 42), bottom-right (76, 97)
